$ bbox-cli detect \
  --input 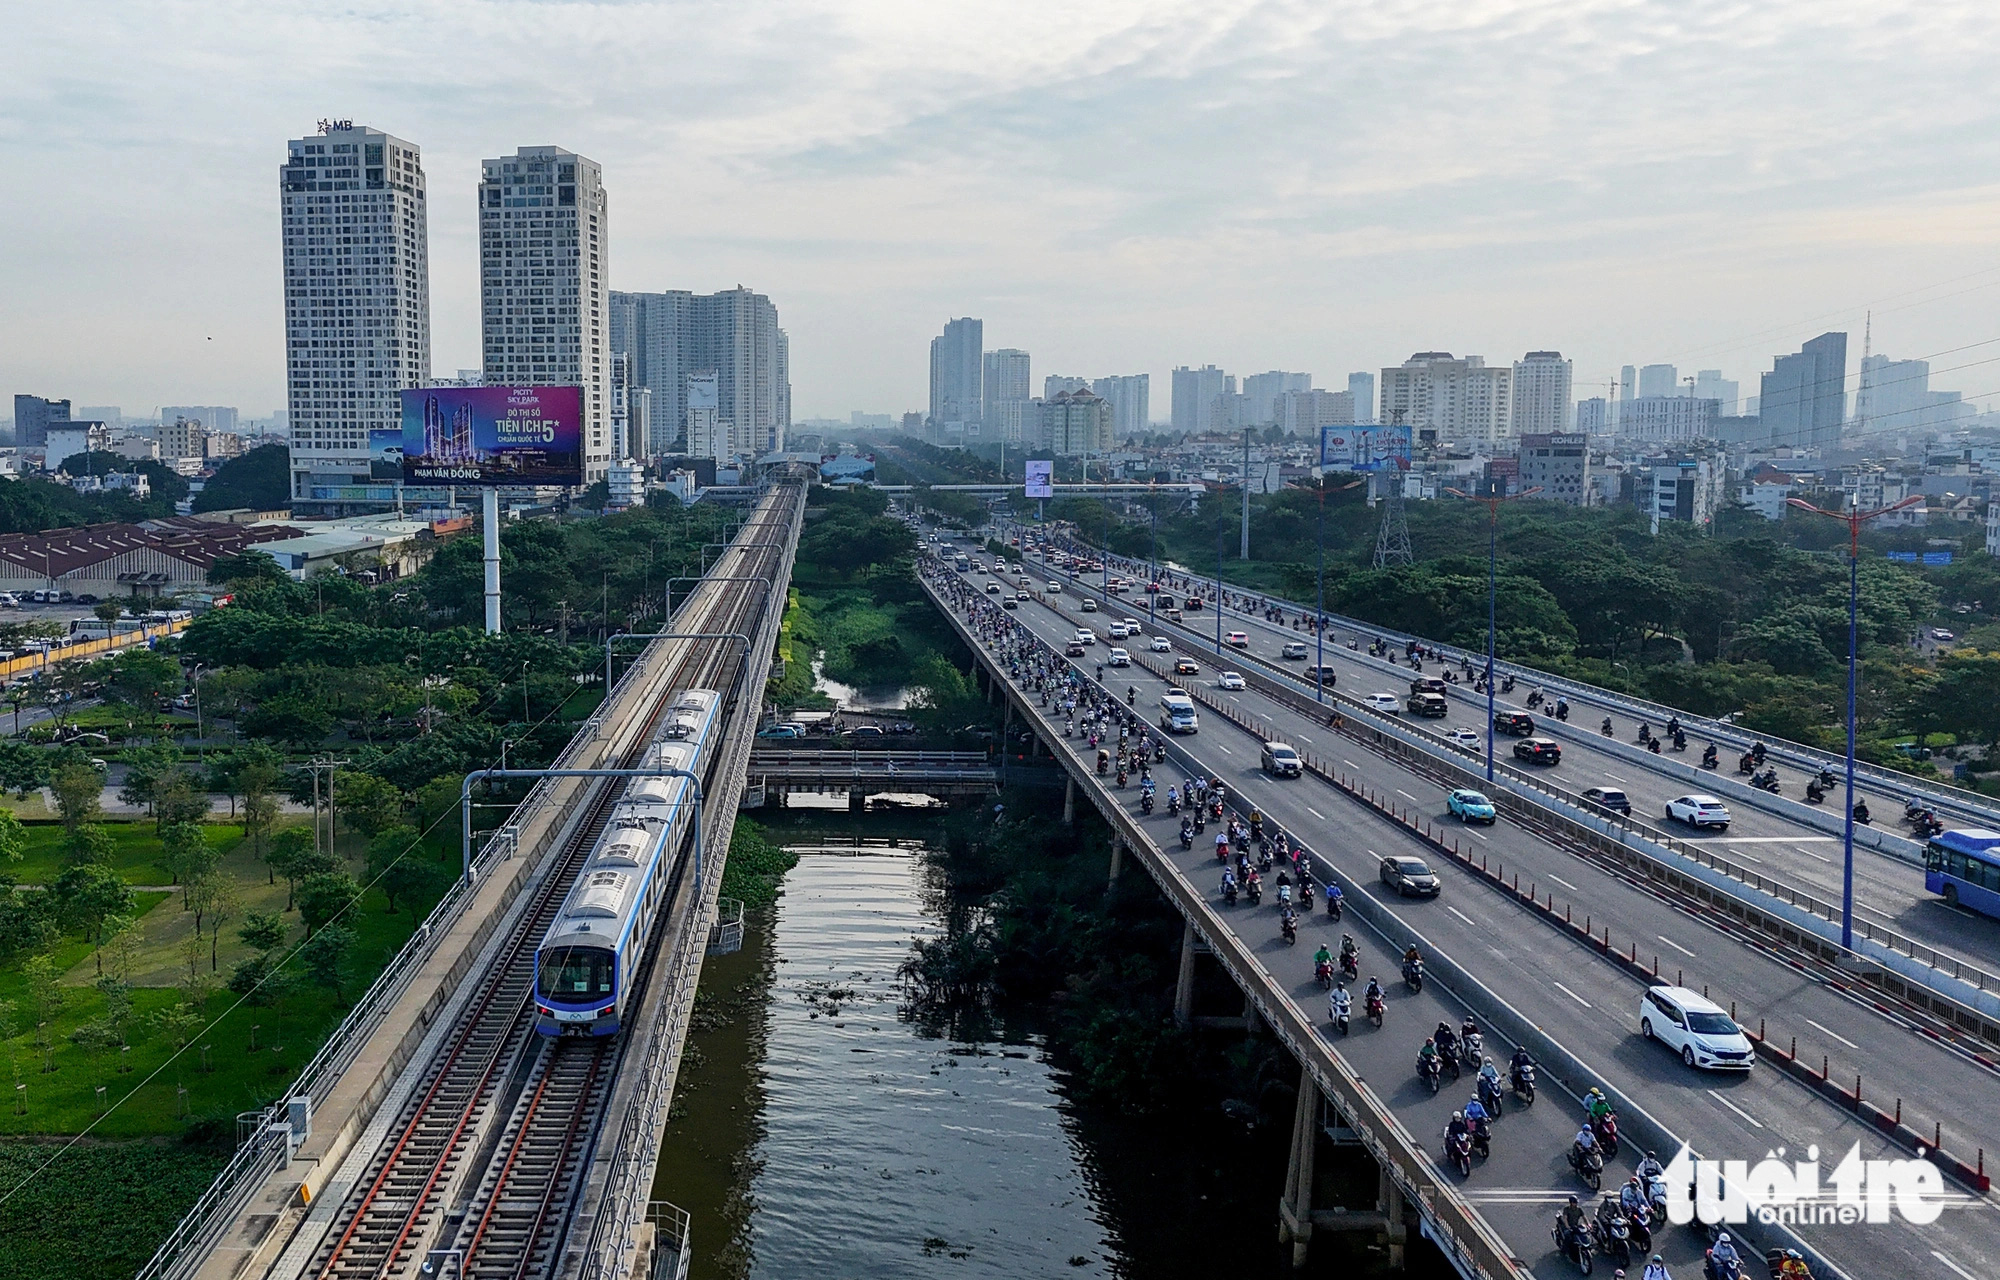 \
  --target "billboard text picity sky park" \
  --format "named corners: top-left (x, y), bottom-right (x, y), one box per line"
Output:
top-left (400, 385), bottom-right (583, 487)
